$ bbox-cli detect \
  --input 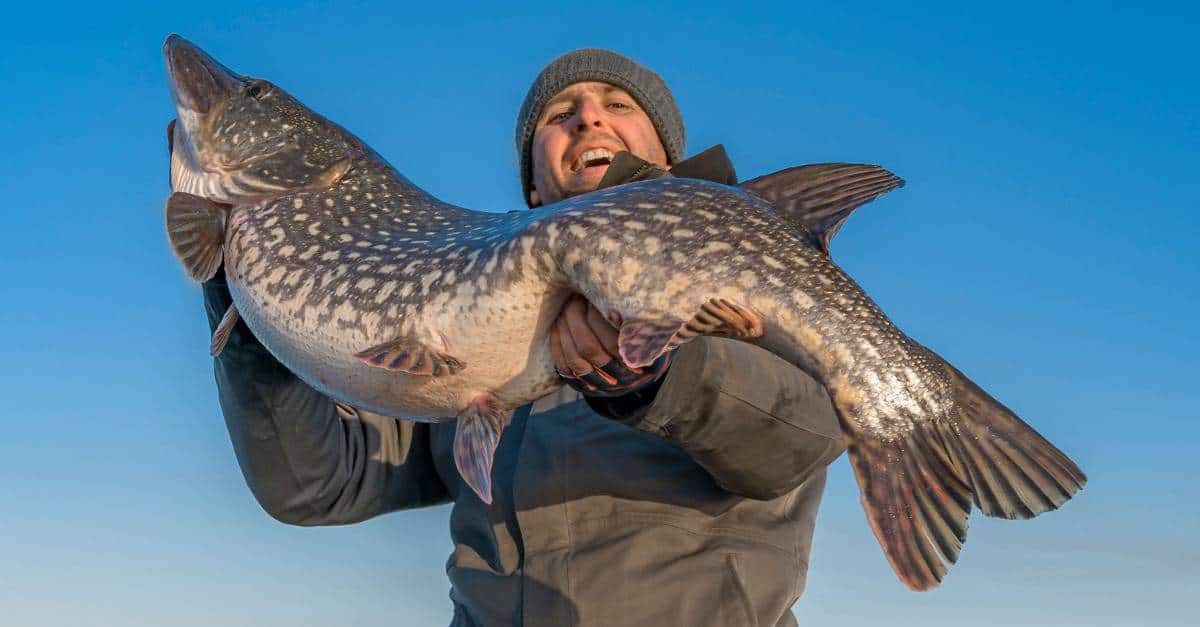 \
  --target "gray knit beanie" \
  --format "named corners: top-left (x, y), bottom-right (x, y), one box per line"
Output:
top-left (516, 48), bottom-right (686, 205)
